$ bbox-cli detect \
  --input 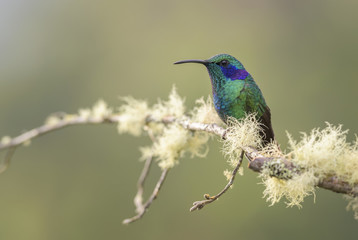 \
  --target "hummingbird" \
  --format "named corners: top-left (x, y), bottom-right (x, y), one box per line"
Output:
top-left (174, 53), bottom-right (274, 146)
